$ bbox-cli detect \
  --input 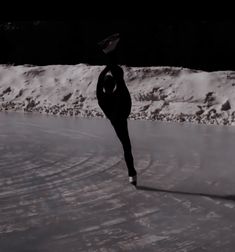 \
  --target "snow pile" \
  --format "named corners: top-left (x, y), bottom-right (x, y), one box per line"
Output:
top-left (1, 64), bottom-right (235, 126)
